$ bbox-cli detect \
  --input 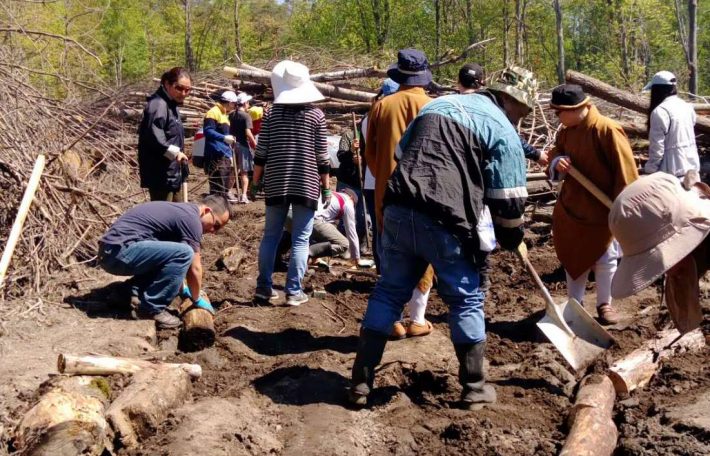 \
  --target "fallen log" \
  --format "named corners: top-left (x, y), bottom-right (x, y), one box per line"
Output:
top-left (57, 354), bottom-right (202, 379)
top-left (179, 296), bottom-right (216, 352)
top-left (607, 328), bottom-right (705, 395)
top-left (223, 66), bottom-right (376, 103)
top-left (310, 67), bottom-right (386, 82)
top-left (314, 100), bottom-right (372, 113)
top-left (13, 376), bottom-right (110, 456)
top-left (559, 374), bottom-right (617, 456)
top-left (106, 367), bottom-right (191, 449)
top-left (566, 70), bottom-right (710, 136)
